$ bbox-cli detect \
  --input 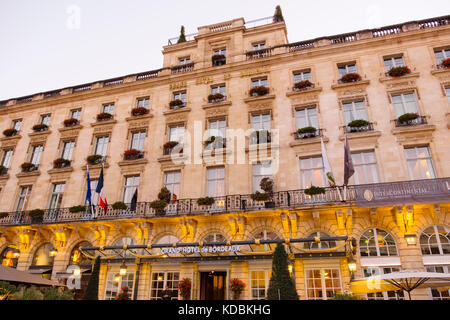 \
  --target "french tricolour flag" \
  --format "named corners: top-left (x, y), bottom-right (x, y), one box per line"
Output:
top-left (95, 167), bottom-right (108, 214)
